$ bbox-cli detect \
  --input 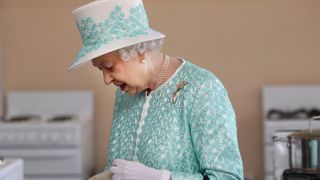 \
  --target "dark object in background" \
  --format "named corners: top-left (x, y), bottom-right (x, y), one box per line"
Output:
top-left (5, 115), bottom-right (41, 123)
top-left (267, 109), bottom-right (288, 119)
top-left (47, 114), bottom-right (77, 123)
top-left (282, 169), bottom-right (320, 180)
top-left (291, 109), bottom-right (309, 119)
top-left (266, 108), bottom-right (320, 120)
top-left (0, 157), bottom-right (3, 164)
top-left (309, 108), bottom-right (320, 119)
top-left (203, 175), bottom-right (210, 180)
